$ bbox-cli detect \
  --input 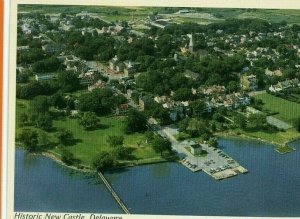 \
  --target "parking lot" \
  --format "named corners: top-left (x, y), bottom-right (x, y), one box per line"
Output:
top-left (179, 142), bottom-right (247, 179)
